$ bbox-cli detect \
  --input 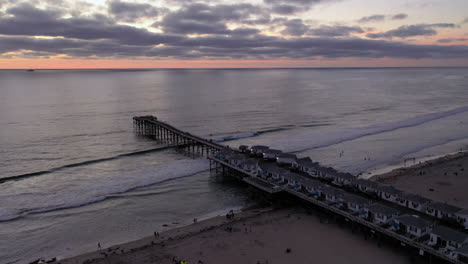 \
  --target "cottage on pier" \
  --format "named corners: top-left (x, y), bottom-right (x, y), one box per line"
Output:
top-left (425, 201), bottom-right (461, 220)
top-left (321, 186), bottom-right (346, 205)
top-left (262, 149), bottom-right (283, 160)
top-left (239, 145), bottom-right (249, 153)
top-left (291, 157), bottom-right (312, 171)
top-left (376, 184), bottom-right (403, 203)
top-left (456, 209), bottom-right (468, 230)
top-left (239, 159), bottom-right (259, 174)
top-left (250, 145), bottom-right (269, 155)
top-left (454, 245), bottom-right (468, 262)
top-left (226, 154), bottom-right (246, 167)
top-left (332, 173), bottom-right (355, 187)
top-left (353, 179), bottom-right (379, 195)
top-left (276, 153), bottom-right (297, 166)
top-left (402, 193), bottom-right (432, 212)
top-left (364, 204), bottom-right (400, 224)
top-left (302, 179), bottom-right (326, 197)
top-left (283, 172), bottom-right (305, 189)
top-left (340, 194), bottom-right (373, 214)
top-left (389, 215), bottom-right (432, 238)
top-left (428, 225), bottom-right (468, 251)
